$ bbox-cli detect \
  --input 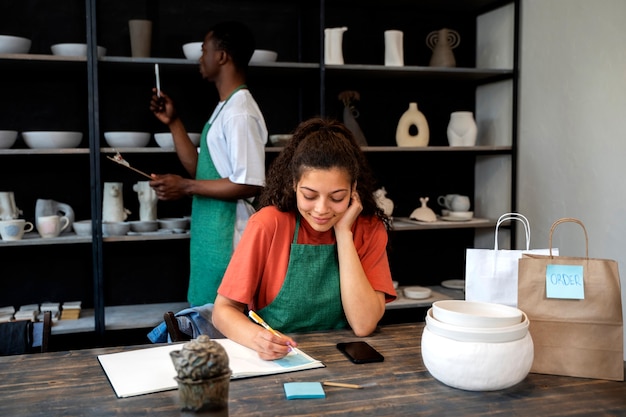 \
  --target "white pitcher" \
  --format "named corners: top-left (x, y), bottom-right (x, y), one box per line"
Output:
top-left (324, 27), bottom-right (348, 65)
top-left (0, 191), bottom-right (20, 220)
top-left (103, 182), bottom-right (131, 223)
